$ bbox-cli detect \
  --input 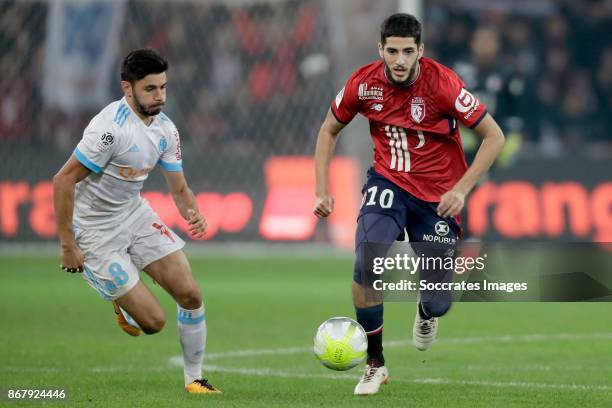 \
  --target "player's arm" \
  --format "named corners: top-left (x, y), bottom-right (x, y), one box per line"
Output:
top-left (313, 110), bottom-right (347, 218)
top-left (163, 171), bottom-right (206, 238)
top-left (437, 113), bottom-right (505, 217)
top-left (53, 155), bottom-right (92, 273)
